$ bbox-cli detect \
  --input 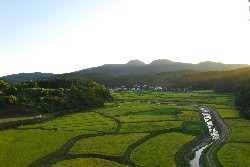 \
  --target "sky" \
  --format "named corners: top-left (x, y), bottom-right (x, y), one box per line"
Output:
top-left (0, 0), bottom-right (250, 77)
